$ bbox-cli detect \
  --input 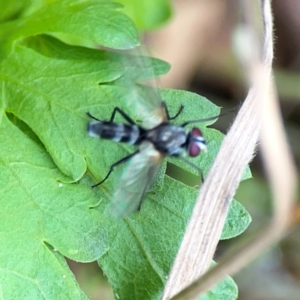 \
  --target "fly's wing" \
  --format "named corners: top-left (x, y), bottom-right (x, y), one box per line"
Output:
top-left (111, 141), bottom-right (163, 218)
top-left (132, 84), bottom-right (166, 128)
top-left (121, 50), bottom-right (168, 128)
